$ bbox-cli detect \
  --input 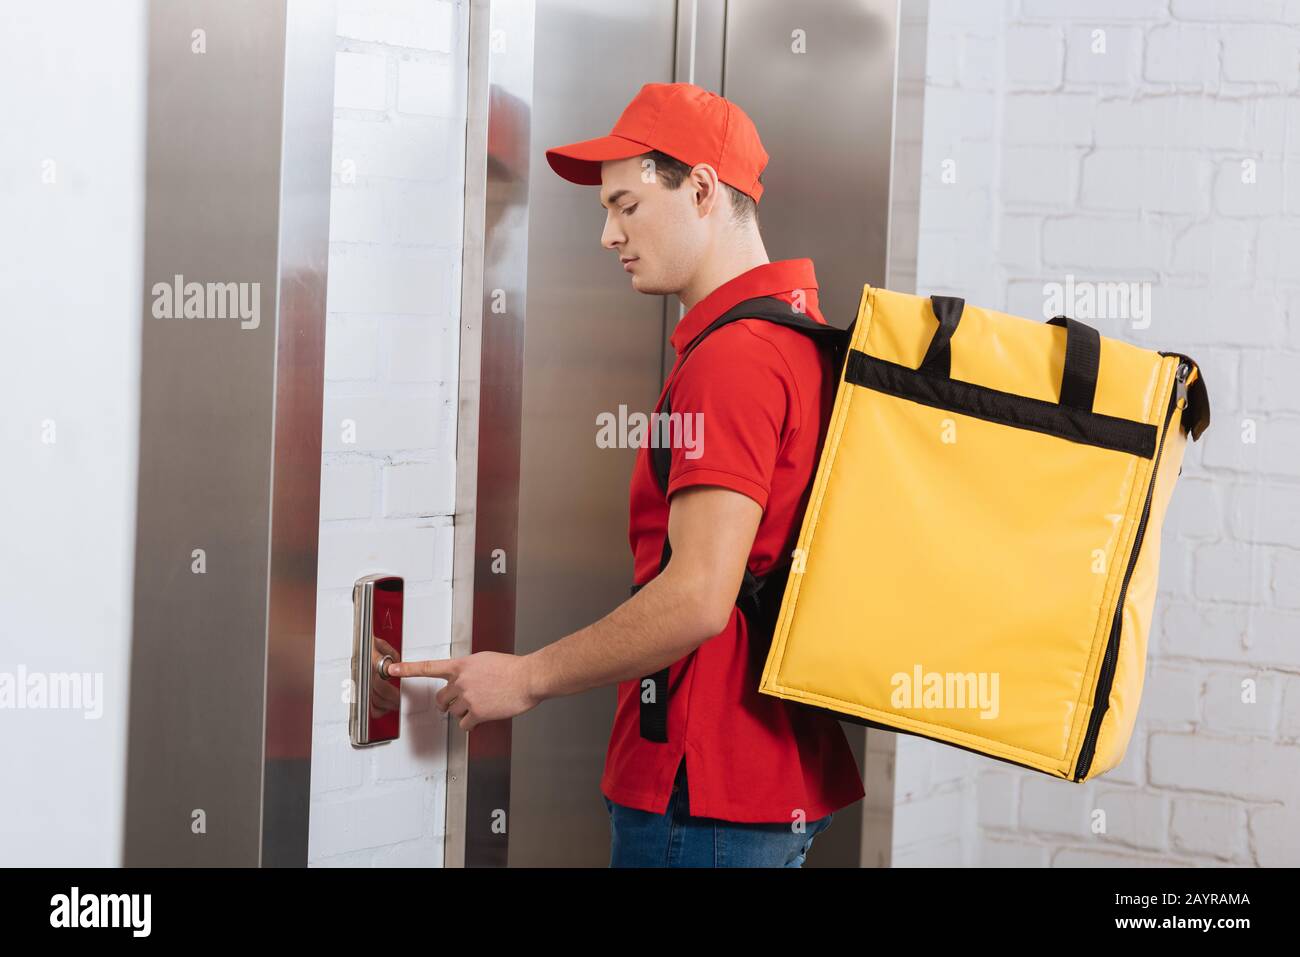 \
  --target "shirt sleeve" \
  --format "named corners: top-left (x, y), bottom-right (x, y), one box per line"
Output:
top-left (662, 322), bottom-right (800, 512)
